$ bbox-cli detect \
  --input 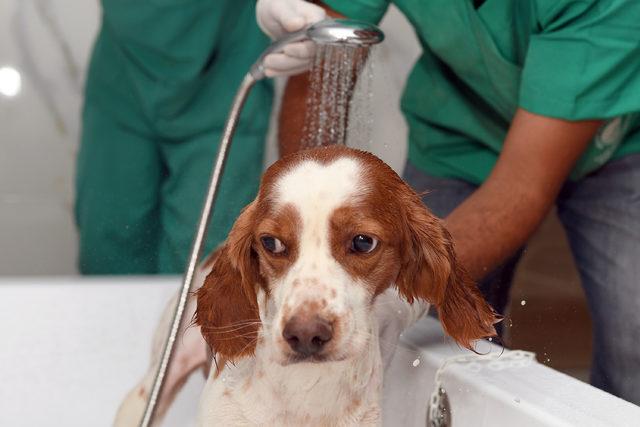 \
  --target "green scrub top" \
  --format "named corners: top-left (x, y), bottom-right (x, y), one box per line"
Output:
top-left (87, 1), bottom-right (272, 139)
top-left (324, 0), bottom-right (640, 184)
top-left (77, 1), bottom-right (273, 273)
